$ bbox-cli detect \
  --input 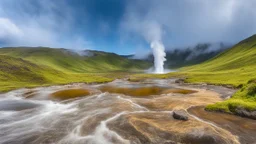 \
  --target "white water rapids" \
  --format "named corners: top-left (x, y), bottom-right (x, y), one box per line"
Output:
top-left (0, 79), bottom-right (248, 144)
top-left (0, 91), bottom-right (134, 144)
